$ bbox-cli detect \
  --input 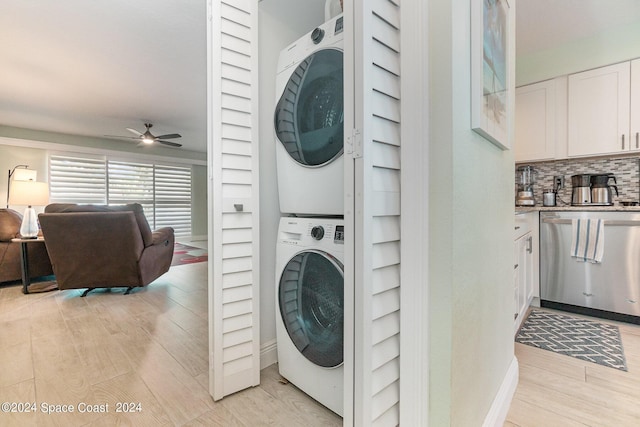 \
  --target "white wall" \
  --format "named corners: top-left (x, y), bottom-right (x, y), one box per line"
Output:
top-left (257, 0), bottom-right (324, 351)
top-left (517, 19), bottom-right (640, 86)
top-left (429, 0), bottom-right (516, 424)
